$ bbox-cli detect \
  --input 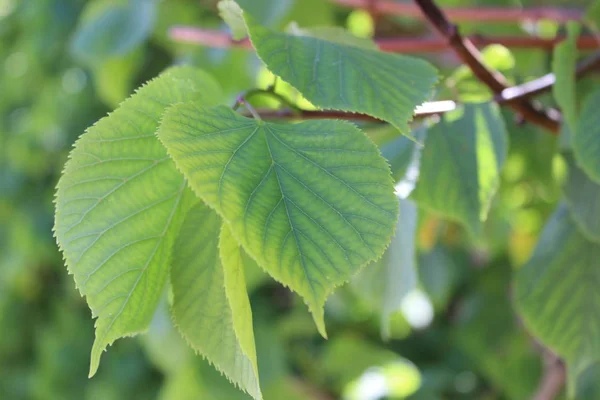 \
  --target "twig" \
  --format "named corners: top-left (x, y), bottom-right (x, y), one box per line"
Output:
top-left (242, 100), bottom-right (457, 121)
top-left (499, 51), bottom-right (600, 103)
top-left (170, 26), bottom-right (600, 53)
top-left (332, 0), bottom-right (582, 23)
top-left (531, 352), bottom-right (566, 400)
top-left (413, 0), bottom-right (560, 134)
